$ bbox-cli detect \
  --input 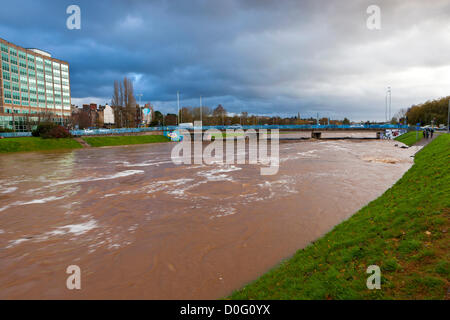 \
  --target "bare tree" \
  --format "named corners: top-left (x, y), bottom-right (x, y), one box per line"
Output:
top-left (123, 77), bottom-right (136, 127)
top-left (111, 77), bottom-right (137, 127)
top-left (213, 104), bottom-right (227, 125)
top-left (394, 108), bottom-right (407, 124)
